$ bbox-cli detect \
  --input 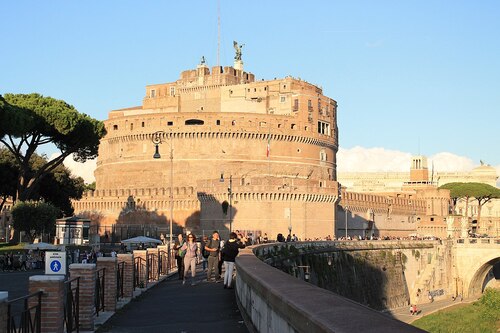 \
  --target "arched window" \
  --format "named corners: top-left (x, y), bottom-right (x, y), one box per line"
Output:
top-left (185, 119), bottom-right (204, 125)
